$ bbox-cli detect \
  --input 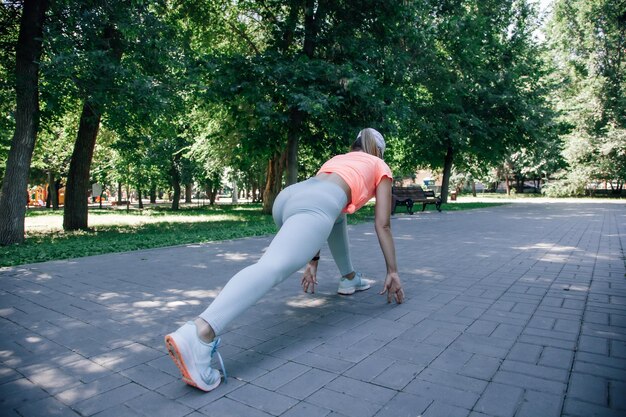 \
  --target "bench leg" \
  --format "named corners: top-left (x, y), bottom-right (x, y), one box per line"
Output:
top-left (407, 202), bottom-right (414, 215)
